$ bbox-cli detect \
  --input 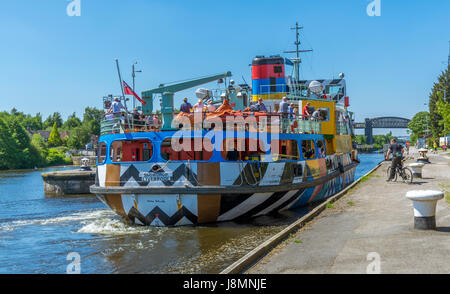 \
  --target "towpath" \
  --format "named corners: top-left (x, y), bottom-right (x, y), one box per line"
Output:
top-left (248, 148), bottom-right (450, 274)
